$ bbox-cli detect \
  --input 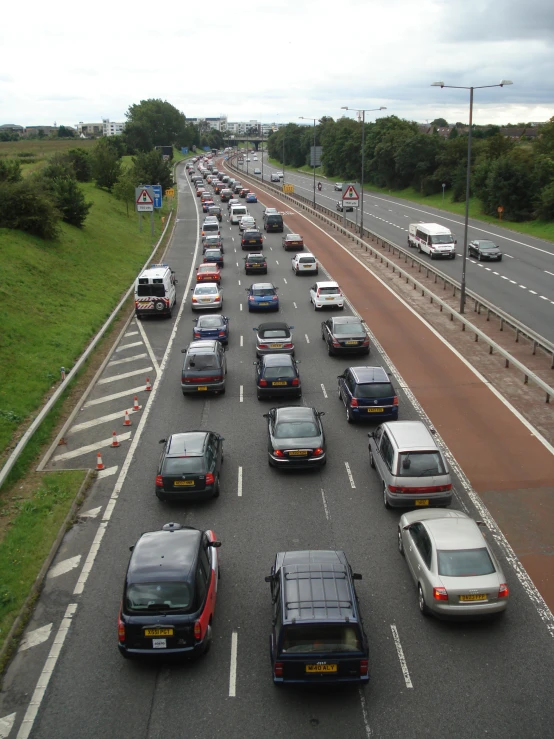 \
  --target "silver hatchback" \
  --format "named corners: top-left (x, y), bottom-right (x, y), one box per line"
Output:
top-left (398, 509), bottom-right (509, 618)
